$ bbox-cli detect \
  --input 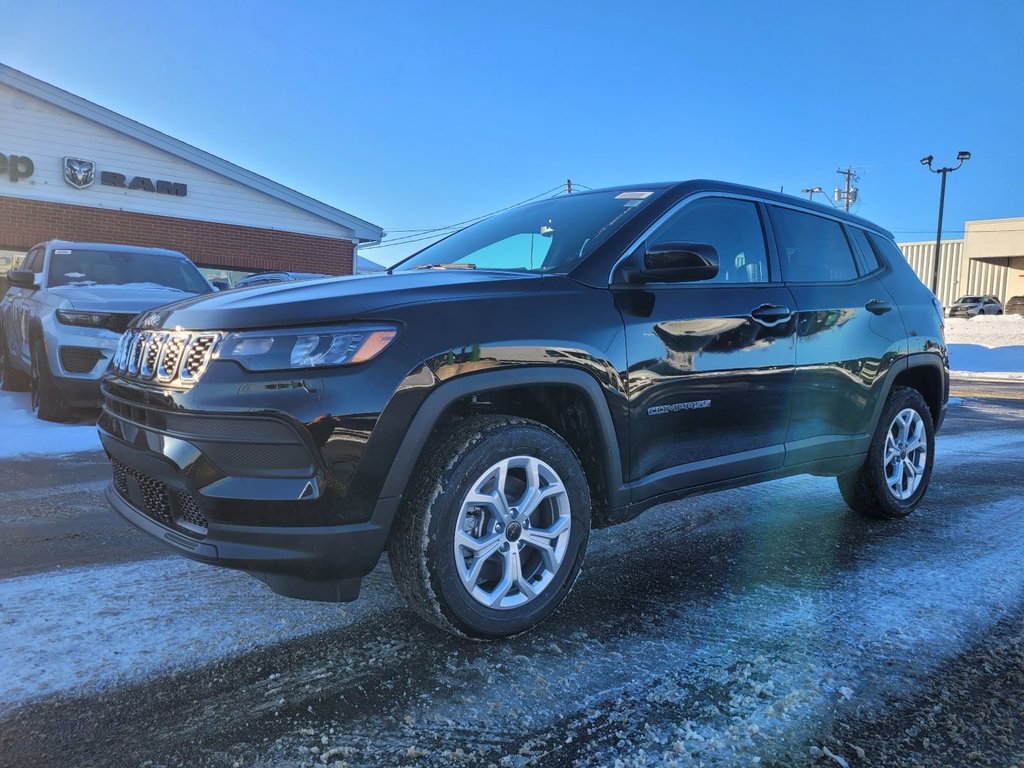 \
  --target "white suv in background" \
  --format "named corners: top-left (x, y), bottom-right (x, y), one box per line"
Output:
top-left (947, 295), bottom-right (1003, 318)
top-left (0, 240), bottom-right (212, 421)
